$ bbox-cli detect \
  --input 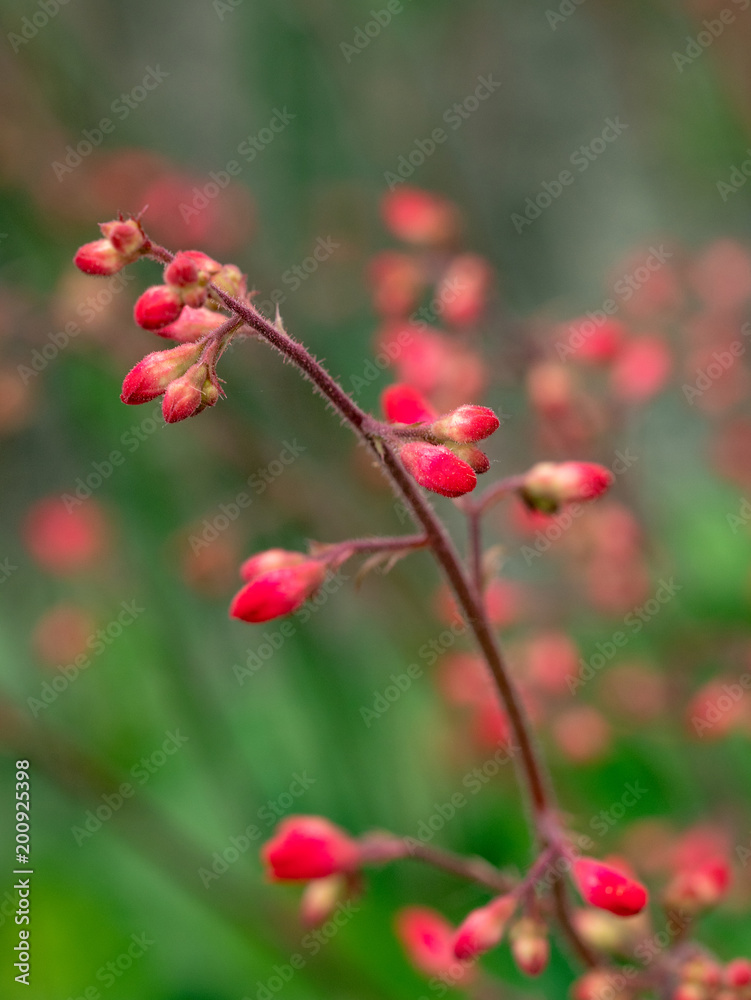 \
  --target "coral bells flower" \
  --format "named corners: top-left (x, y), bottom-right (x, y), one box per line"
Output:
top-left (230, 550), bottom-right (326, 623)
top-left (381, 187), bottom-right (459, 245)
top-left (520, 461), bottom-right (613, 513)
top-left (395, 907), bottom-right (473, 985)
top-left (509, 917), bottom-right (549, 977)
top-left (23, 498), bottom-right (109, 575)
top-left (573, 858), bottom-right (648, 917)
top-left (432, 405), bottom-right (500, 443)
top-left (74, 218), bottom-right (147, 275)
top-left (120, 342), bottom-right (201, 404)
top-left (663, 857), bottom-right (731, 914)
top-left (261, 816), bottom-right (361, 881)
top-left (134, 285), bottom-right (184, 330)
top-left (400, 442), bottom-right (477, 498)
top-left (162, 363), bottom-right (220, 423)
top-left (453, 894), bottom-right (515, 961)
top-left (382, 384), bottom-right (437, 424)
